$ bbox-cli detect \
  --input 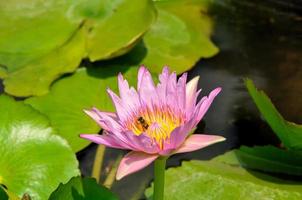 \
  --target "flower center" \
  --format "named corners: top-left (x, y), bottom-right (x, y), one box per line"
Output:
top-left (127, 106), bottom-right (184, 149)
